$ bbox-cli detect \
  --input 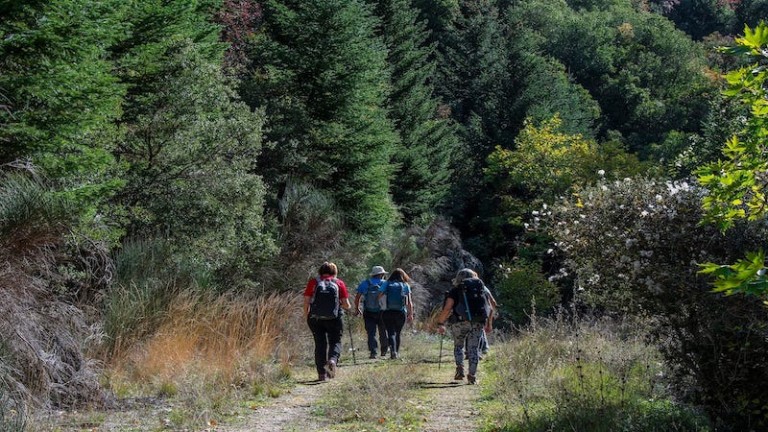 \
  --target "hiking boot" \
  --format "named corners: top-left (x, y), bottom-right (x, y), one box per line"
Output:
top-left (454, 366), bottom-right (465, 381)
top-left (467, 374), bottom-right (477, 385)
top-left (325, 359), bottom-right (337, 379)
top-left (390, 351), bottom-right (398, 360)
top-left (380, 349), bottom-right (388, 357)
top-left (318, 373), bottom-right (328, 382)
top-left (369, 352), bottom-right (377, 360)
